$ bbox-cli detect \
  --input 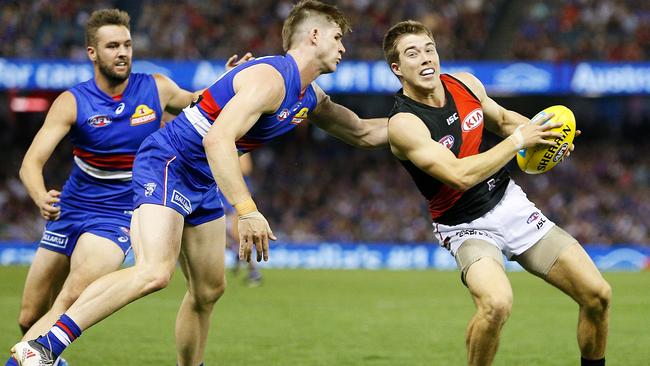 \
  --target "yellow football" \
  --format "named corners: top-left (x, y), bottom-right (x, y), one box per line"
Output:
top-left (516, 105), bottom-right (576, 174)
